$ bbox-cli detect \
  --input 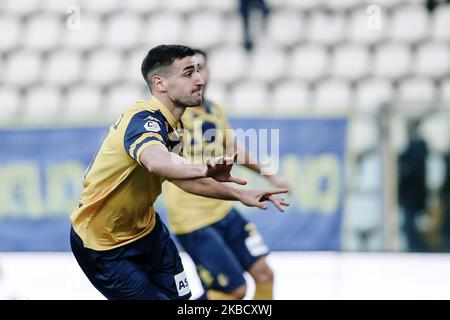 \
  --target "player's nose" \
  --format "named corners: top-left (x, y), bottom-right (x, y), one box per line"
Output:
top-left (194, 71), bottom-right (205, 86)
